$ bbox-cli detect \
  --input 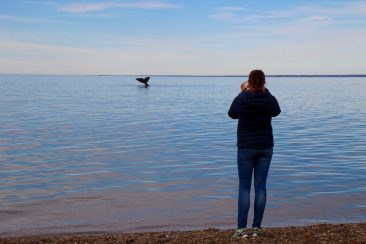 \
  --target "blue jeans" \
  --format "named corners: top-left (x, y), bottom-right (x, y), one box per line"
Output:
top-left (237, 147), bottom-right (273, 228)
